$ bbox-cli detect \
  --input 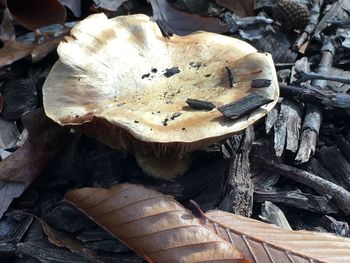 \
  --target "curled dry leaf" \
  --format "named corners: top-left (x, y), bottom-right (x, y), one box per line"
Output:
top-left (6, 0), bottom-right (66, 30)
top-left (15, 211), bottom-right (103, 263)
top-left (65, 184), bottom-right (247, 263)
top-left (66, 183), bottom-right (350, 263)
top-left (0, 109), bottom-right (72, 219)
